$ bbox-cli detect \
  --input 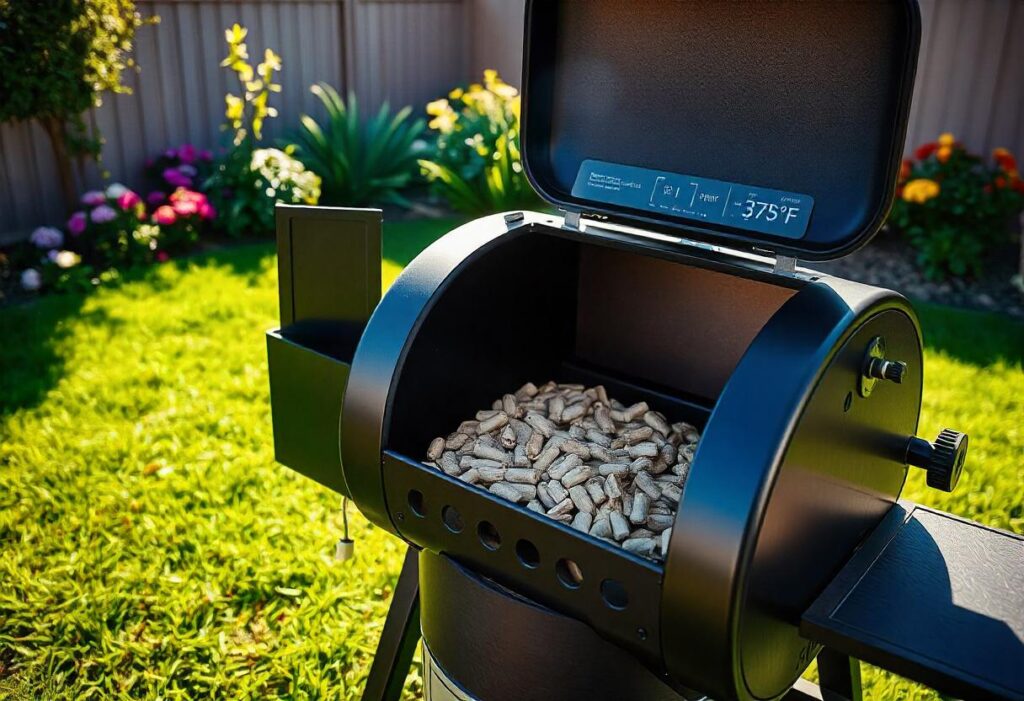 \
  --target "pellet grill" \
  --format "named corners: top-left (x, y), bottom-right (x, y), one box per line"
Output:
top-left (265, 2), bottom-right (1024, 700)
